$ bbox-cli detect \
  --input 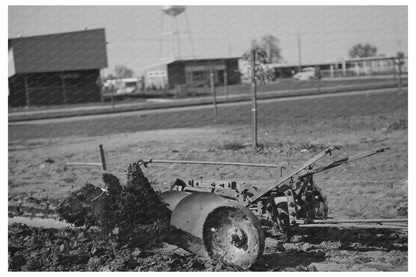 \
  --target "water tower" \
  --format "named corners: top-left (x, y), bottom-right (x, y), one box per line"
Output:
top-left (159, 5), bottom-right (195, 61)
